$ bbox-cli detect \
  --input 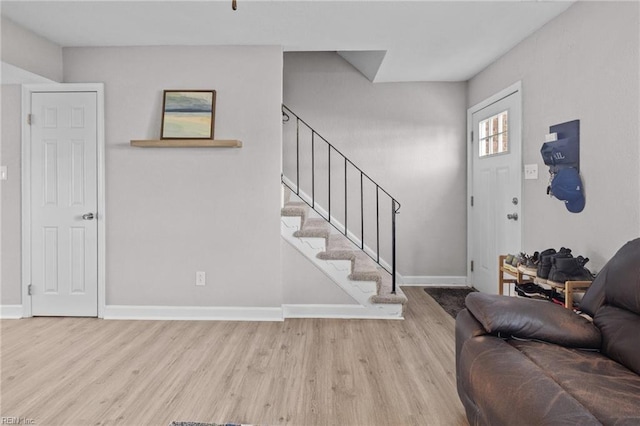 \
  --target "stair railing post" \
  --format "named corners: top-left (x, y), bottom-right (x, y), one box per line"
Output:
top-left (392, 199), bottom-right (397, 294)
